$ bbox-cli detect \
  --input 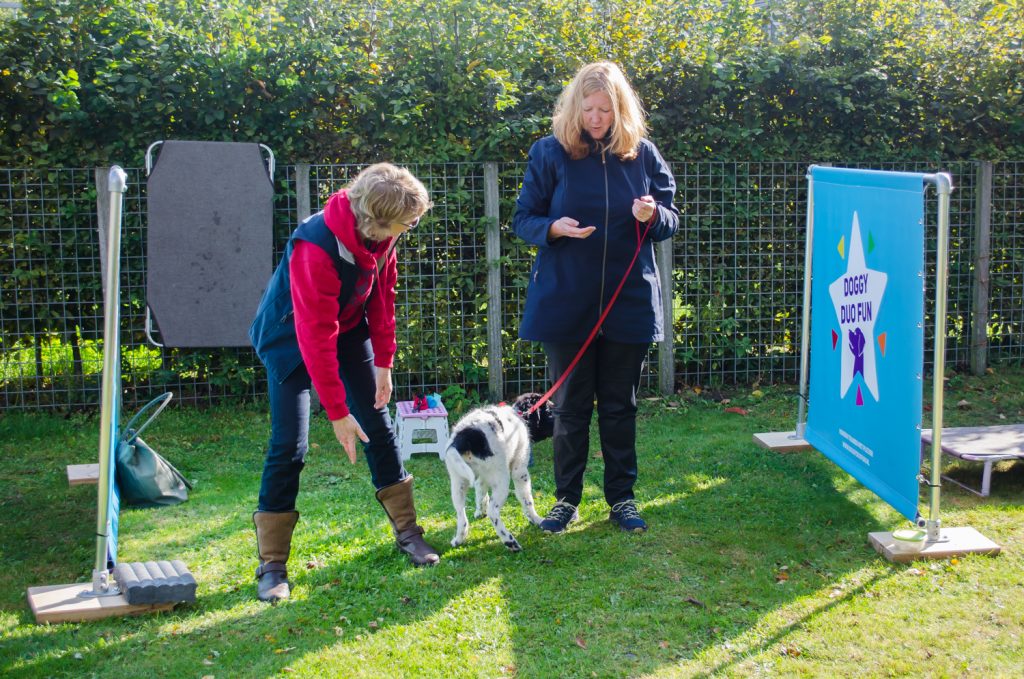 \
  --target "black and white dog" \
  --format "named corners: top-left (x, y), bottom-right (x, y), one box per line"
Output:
top-left (443, 393), bottom-right (554, 551)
